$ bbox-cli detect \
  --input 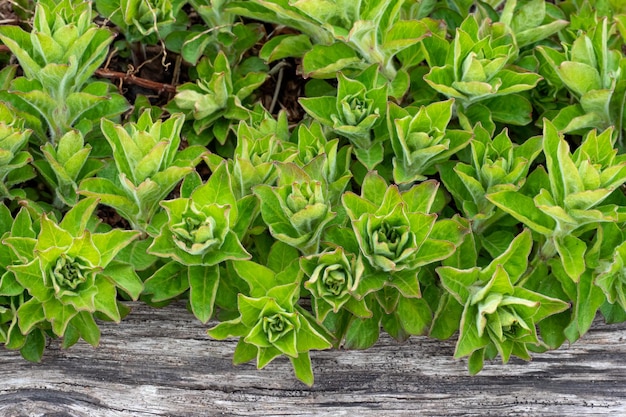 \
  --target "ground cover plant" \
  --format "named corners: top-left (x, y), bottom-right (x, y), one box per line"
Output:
top-left (1, 0), bottom-right (626, 385)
